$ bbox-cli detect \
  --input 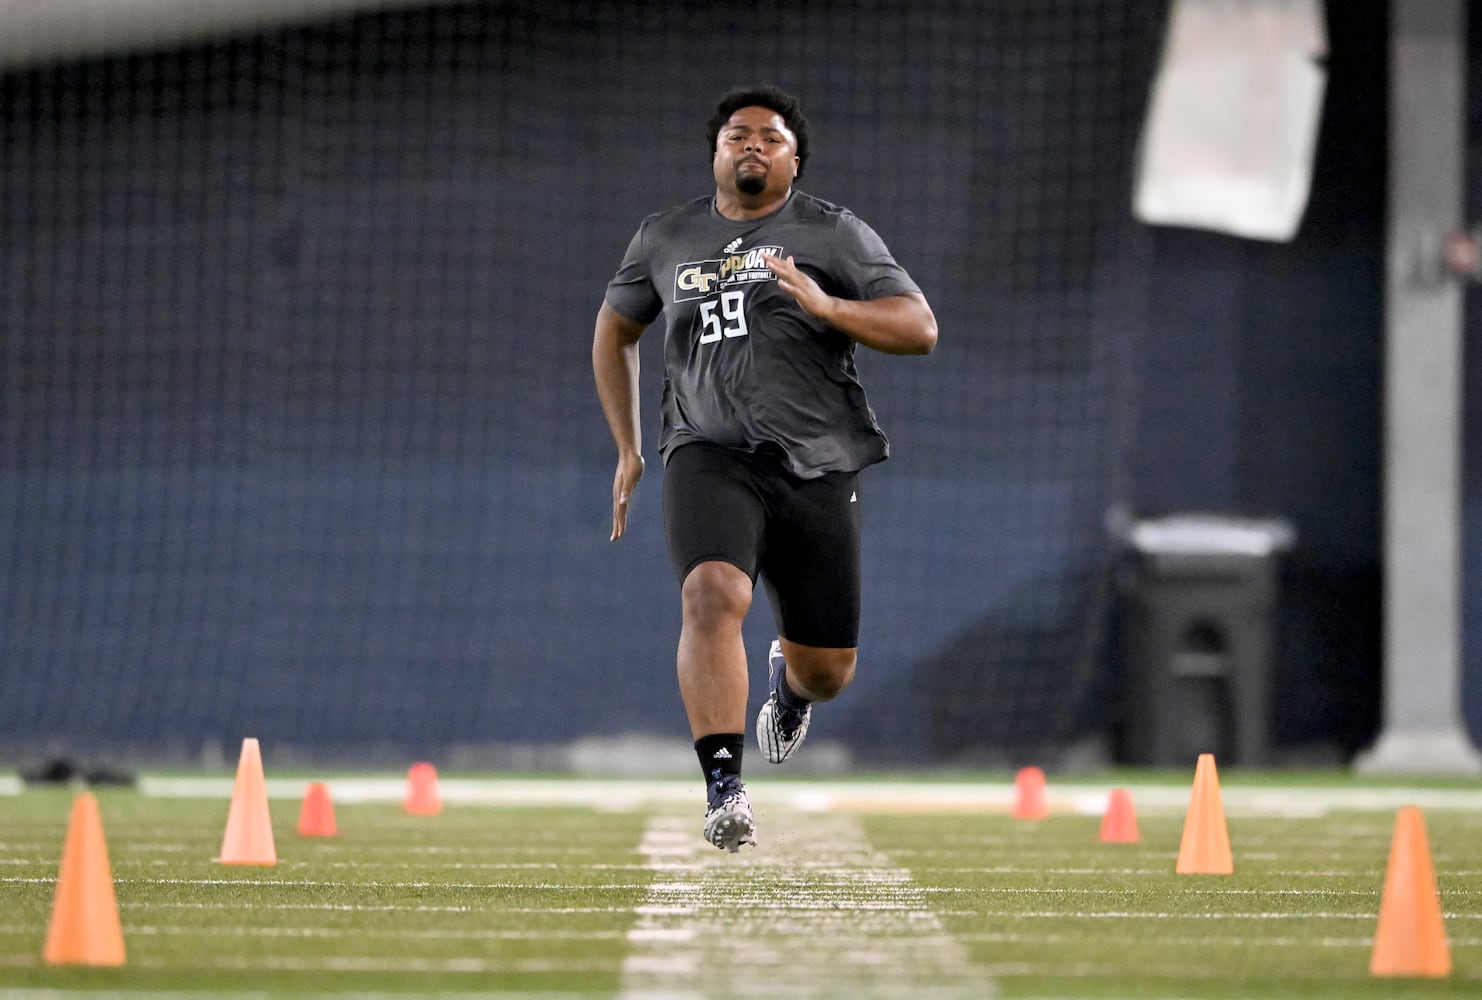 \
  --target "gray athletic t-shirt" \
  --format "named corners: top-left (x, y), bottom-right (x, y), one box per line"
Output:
top-left (605, 189), bottom-right (921, 478)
